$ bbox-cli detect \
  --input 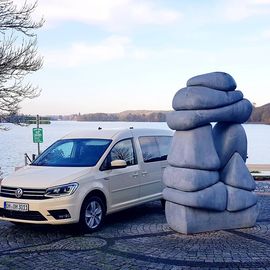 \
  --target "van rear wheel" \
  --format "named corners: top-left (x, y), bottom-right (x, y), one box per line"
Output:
top-left (79, 196), bottom-right (105, 233)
